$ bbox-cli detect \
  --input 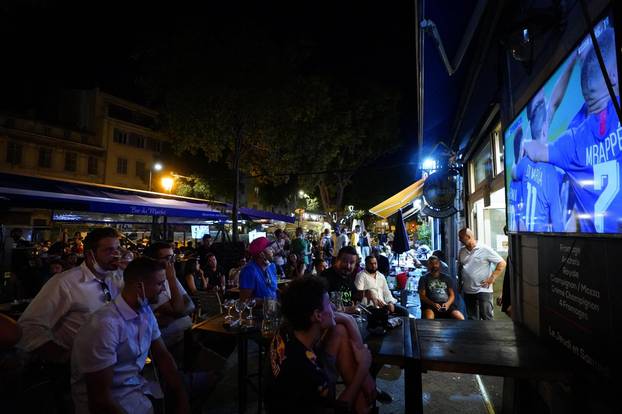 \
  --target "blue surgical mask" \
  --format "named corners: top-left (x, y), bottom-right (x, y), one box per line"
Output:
top-left (138, 282), bottom-right (150, 311)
